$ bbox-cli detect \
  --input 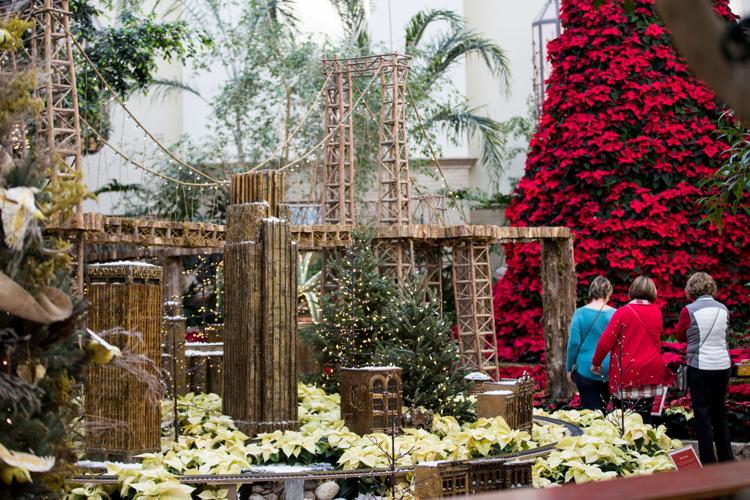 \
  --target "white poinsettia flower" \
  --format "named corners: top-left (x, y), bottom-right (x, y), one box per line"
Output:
top-left (0, 186), bottom-right (42, 251)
